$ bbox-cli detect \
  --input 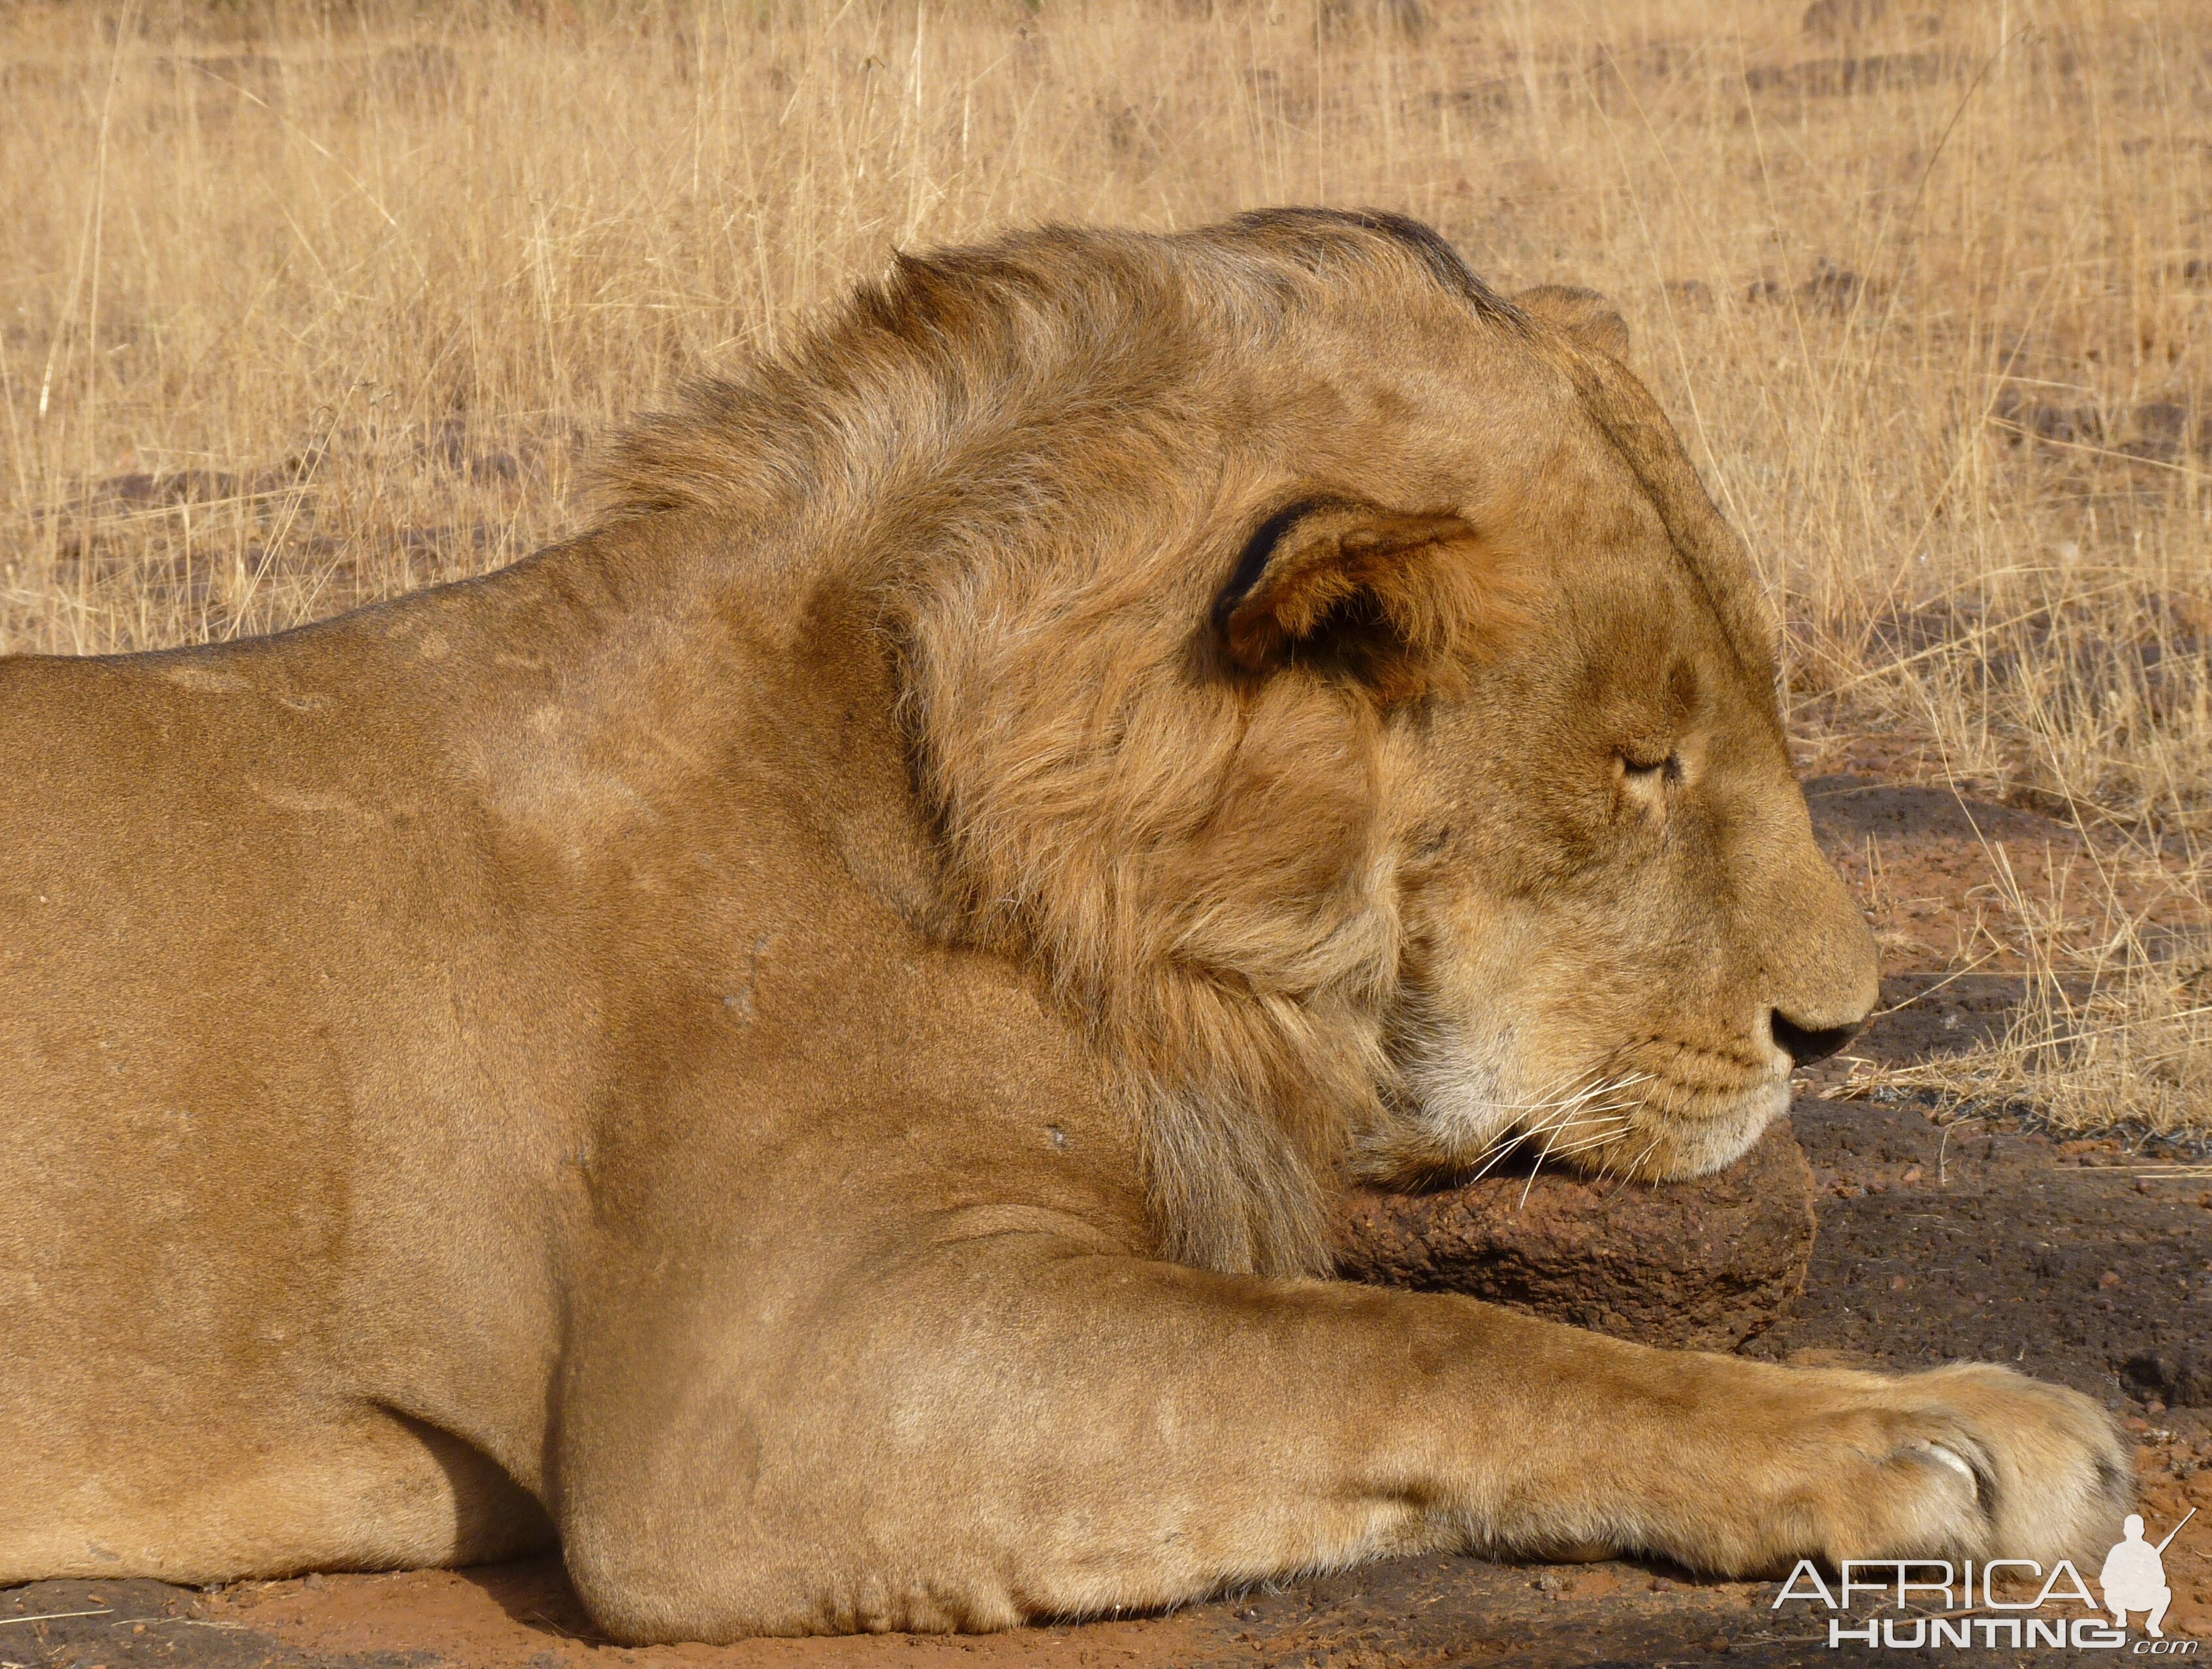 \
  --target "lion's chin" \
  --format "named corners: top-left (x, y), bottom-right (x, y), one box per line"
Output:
top-left (1571, 1075), bottom-right (1791, 1183)
top-left (1362, 1072), bottom-right (1787, 1191)
top-left (1381, 1036), bottom-right (1795, 1189)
